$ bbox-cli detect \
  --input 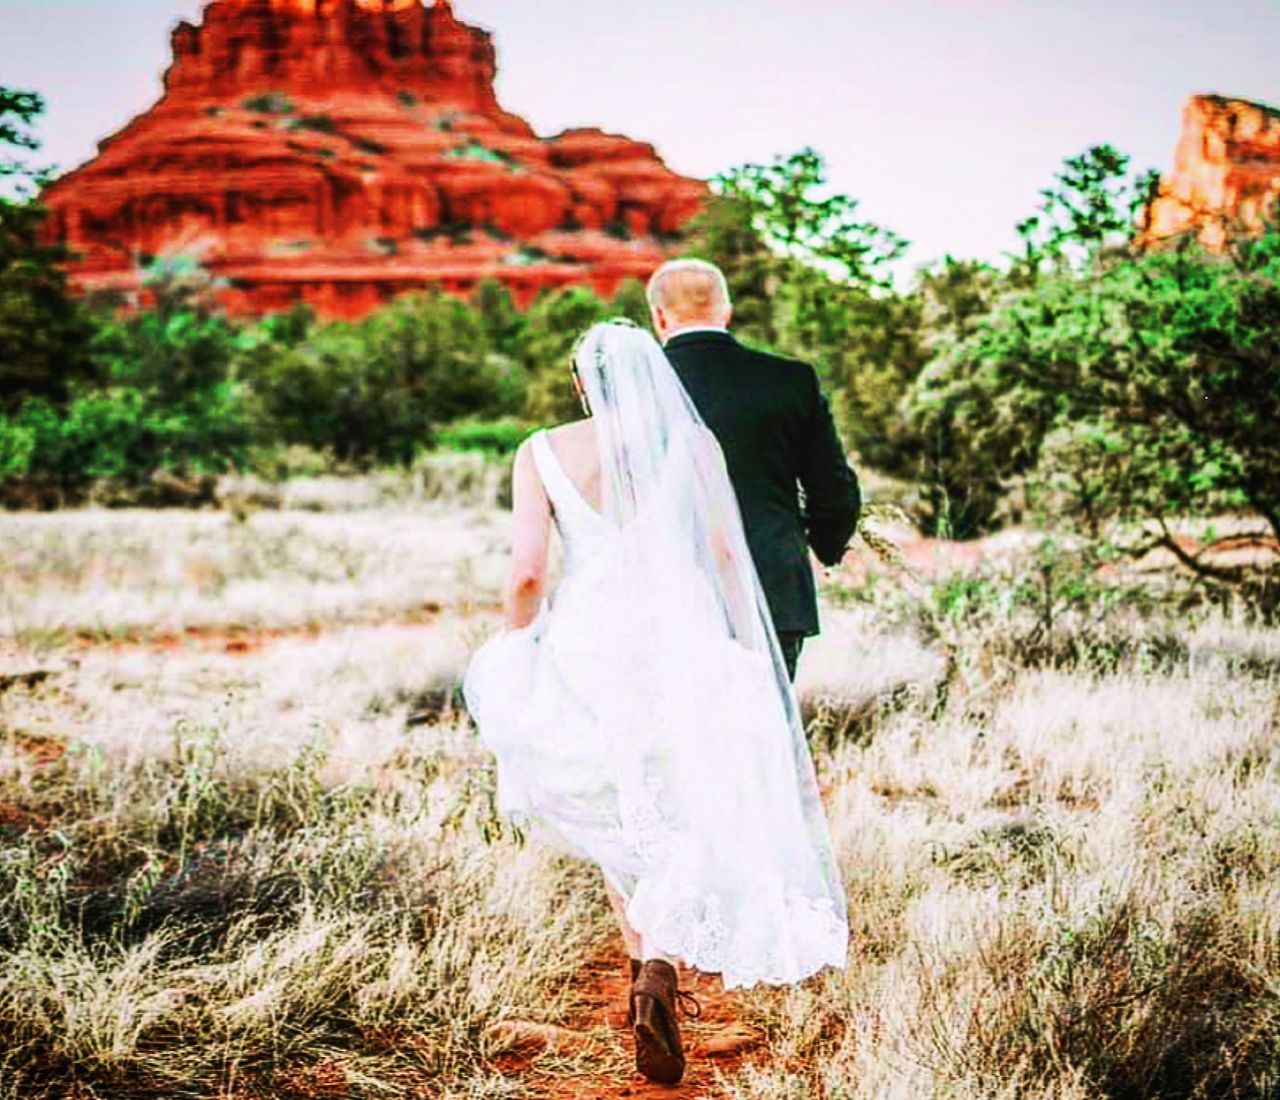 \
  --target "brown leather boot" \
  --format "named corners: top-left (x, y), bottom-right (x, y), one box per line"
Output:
top-left (630, 959), bottom-right (699, 1086)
